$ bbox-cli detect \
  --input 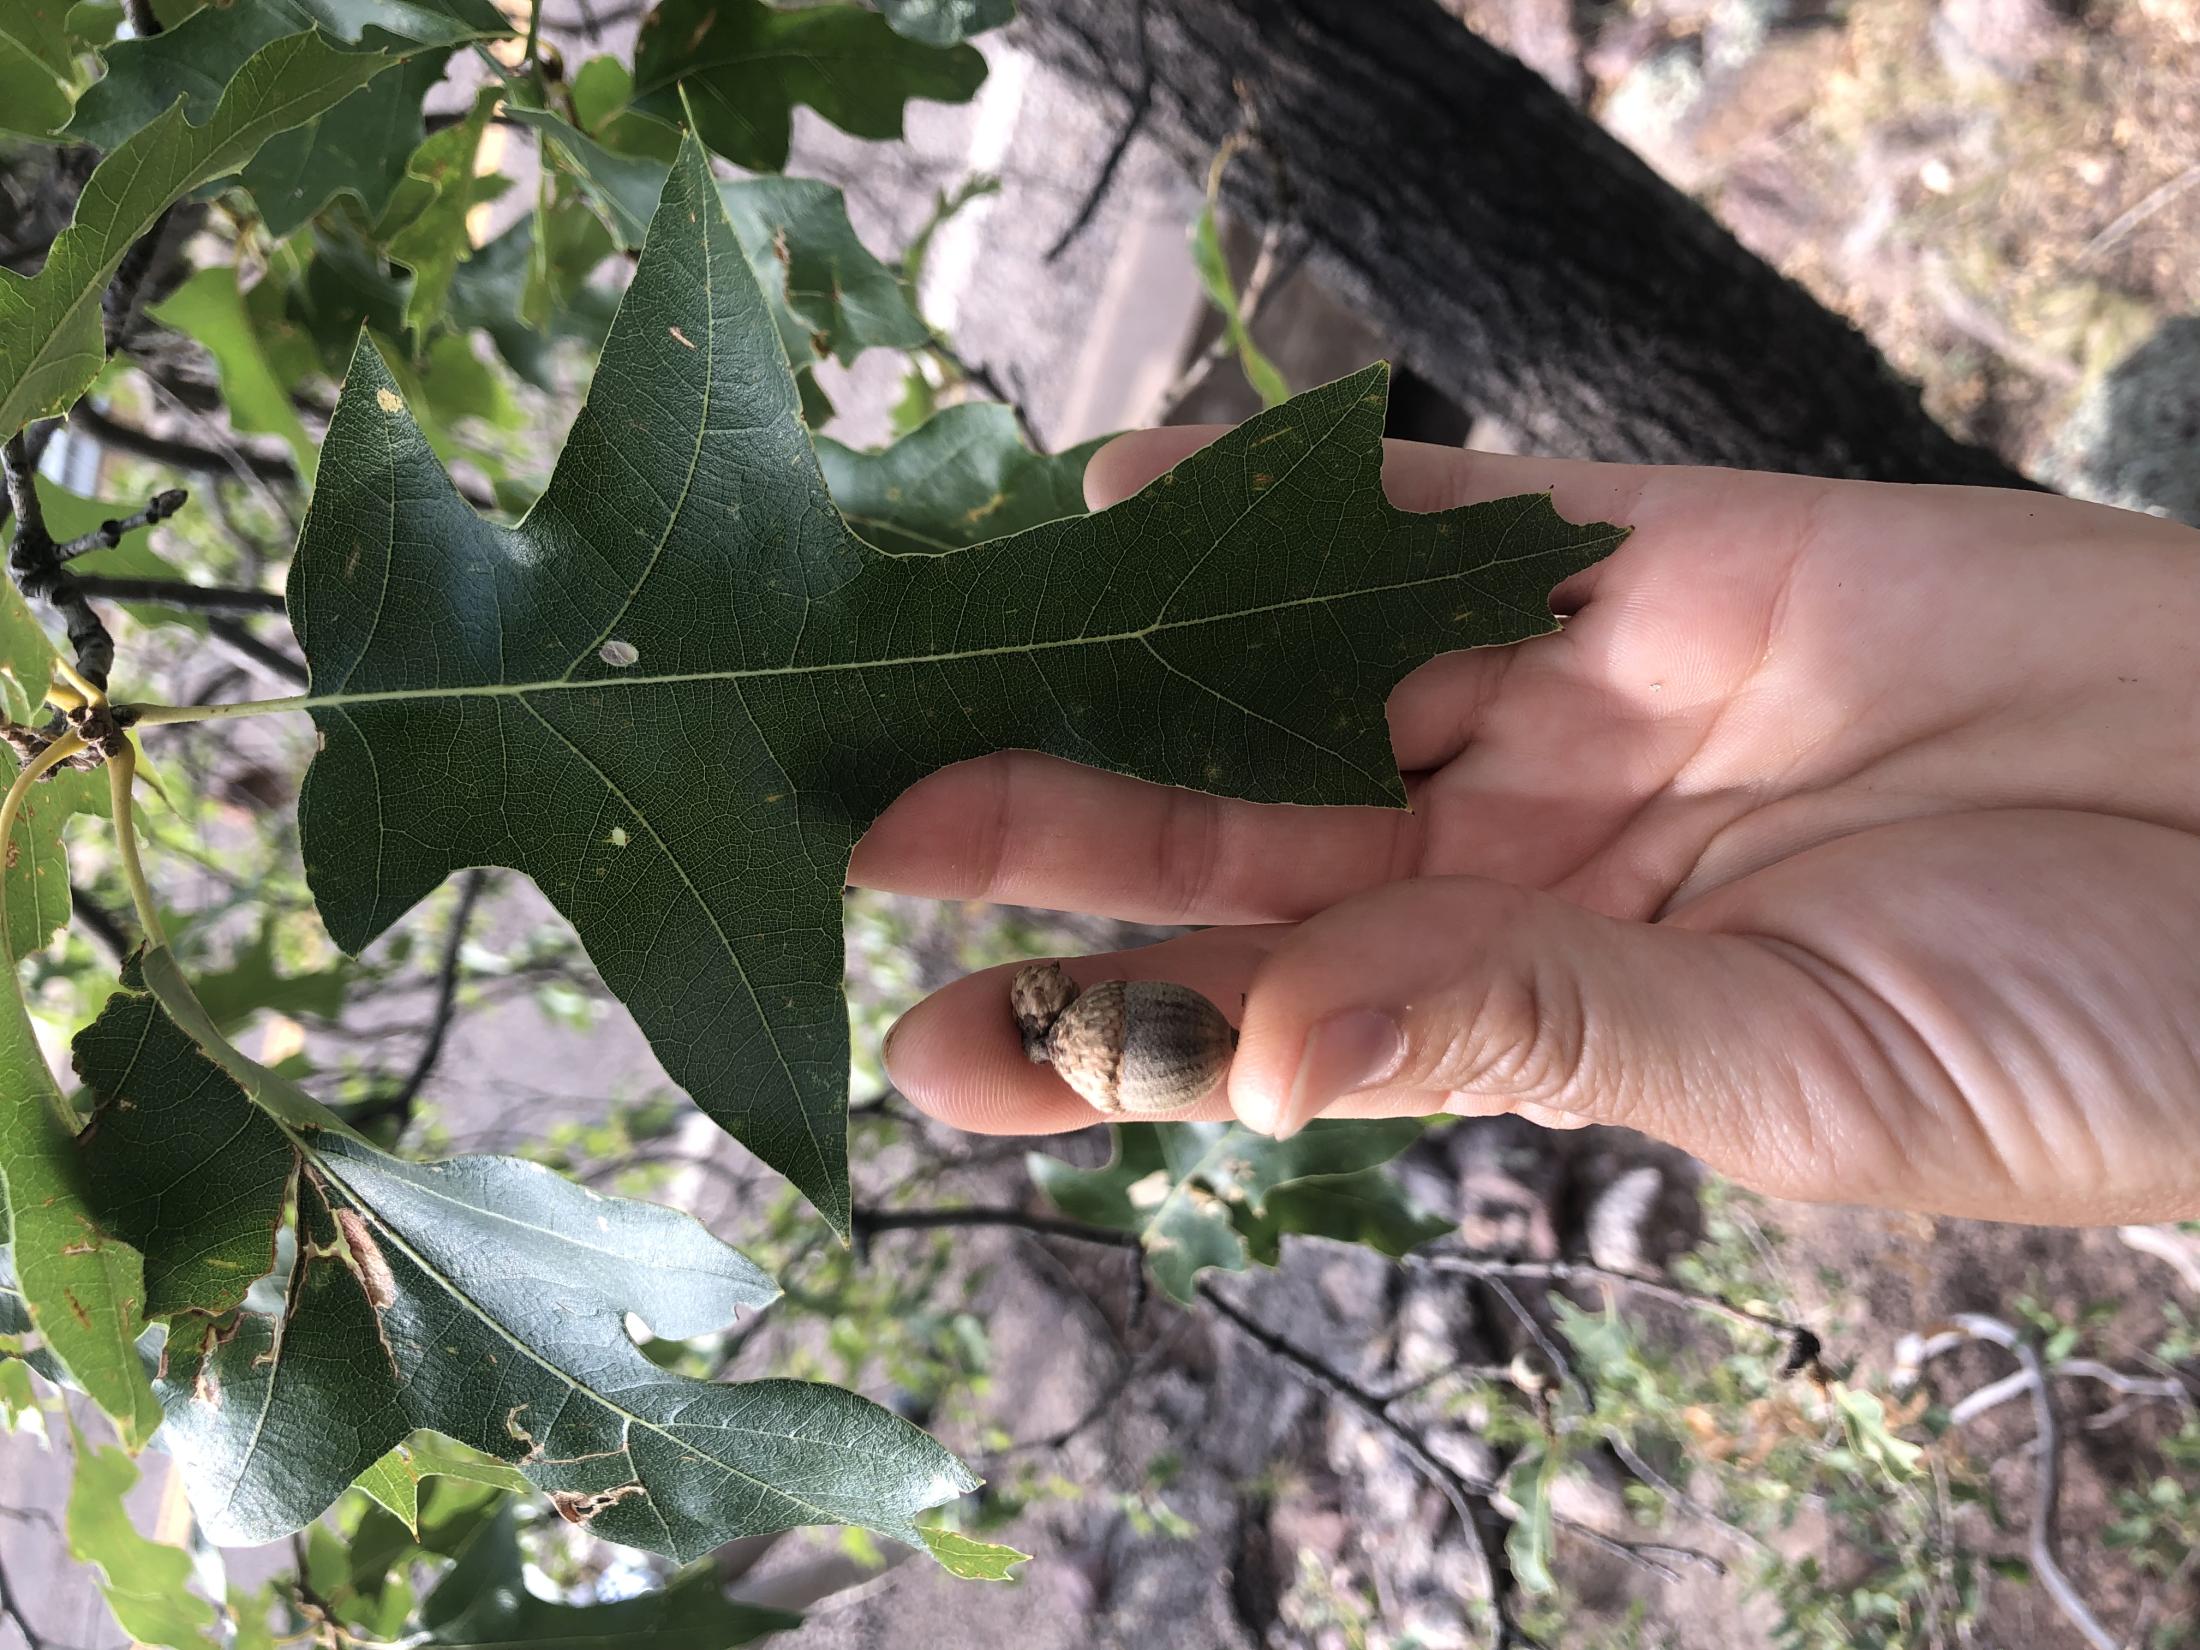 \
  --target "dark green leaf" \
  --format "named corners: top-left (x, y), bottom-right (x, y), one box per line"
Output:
top-left (631, 0), bottom-right (986, 173)
top-left (420, 1506), bottom-right (800, 1647)
top-left (240, 50), bottom-right (450, 238)
top-left (717, 176), bottom-right (930, 366)
top-left (876, 0), bottom-right (1015, 46)
top-left (66, 0), bottom-right (505, 152)
top-left (0, 29), bottom-right (402, 435)
top-left (445, 214), bottom-right (617, 389)
top-left (817, 403), bottom-right (1102, 555)
top-left (508, 113), bottom-right (928, 367)
top-left (282, 142), bottom-right (1622, 1234)
top-left (1238, 1171), bottom-right (1453, 1268)
top-left (75, 954), bottom-right (977, 1558)
top-left (1029, 1120), bottom-right (1429, 1303)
